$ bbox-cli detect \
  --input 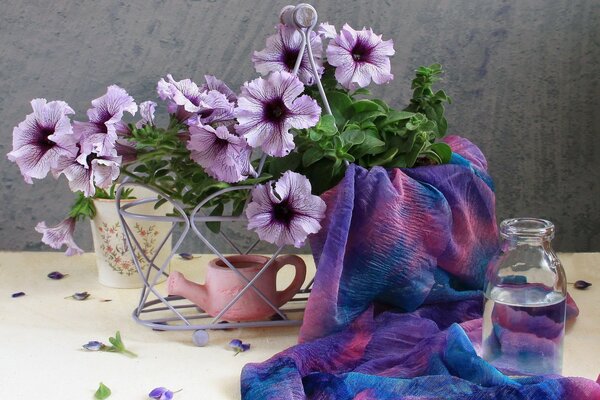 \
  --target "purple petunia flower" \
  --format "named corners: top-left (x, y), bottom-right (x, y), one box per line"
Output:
top-left (200, 75), bottom-right (237, 103)
top-left (326, 24), bottom-right (395, 90)
top-left (234, 71), bottom-right (321, 157)
top-left (60, 149), bottom-right (121, 197)
top-left (74, 85), bottom-right (137, 157)
top-left (246, 171), bottom-right (326, 247)
top-left (7, 99), bottom-right (78, 184)
top-left (317, 22), bottom-right (337, 39)
top-left (35, 217), bottom-right (84, 256)
top-left (157, 74), bottom-right (204, 117)
top-left (187, 123), bottom-right (254, 183)
top-left (253, 24), bottom-right (323, 85)
top-left (187, 90), bottom-right (235, 126)
top-left (136, 101), bottom-right (157, 128)
top-left (148, 387), bottom-right (174, 400)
